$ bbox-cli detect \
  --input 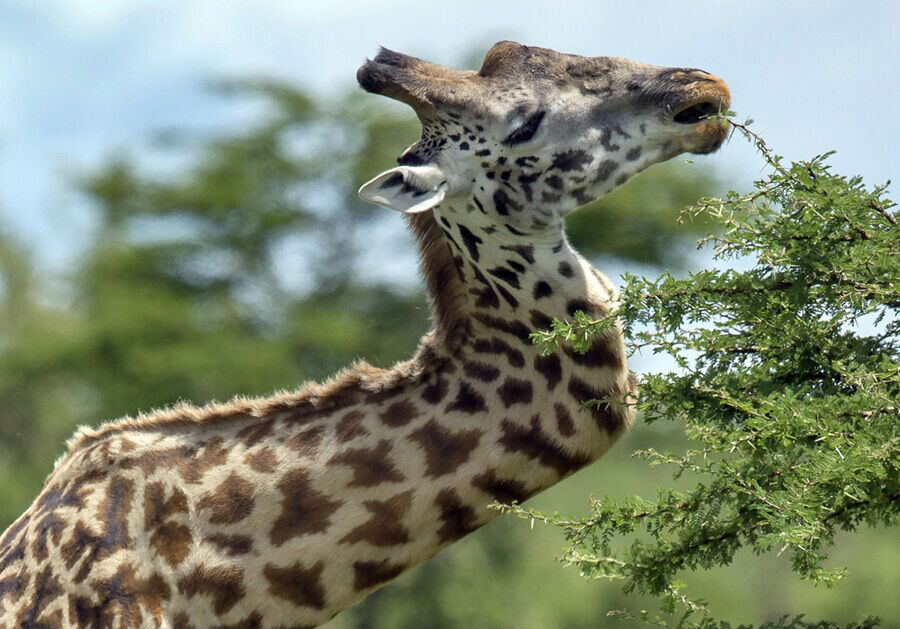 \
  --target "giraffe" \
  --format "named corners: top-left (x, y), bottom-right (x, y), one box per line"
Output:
top-left (0, 41), bottom-right (730, 629)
